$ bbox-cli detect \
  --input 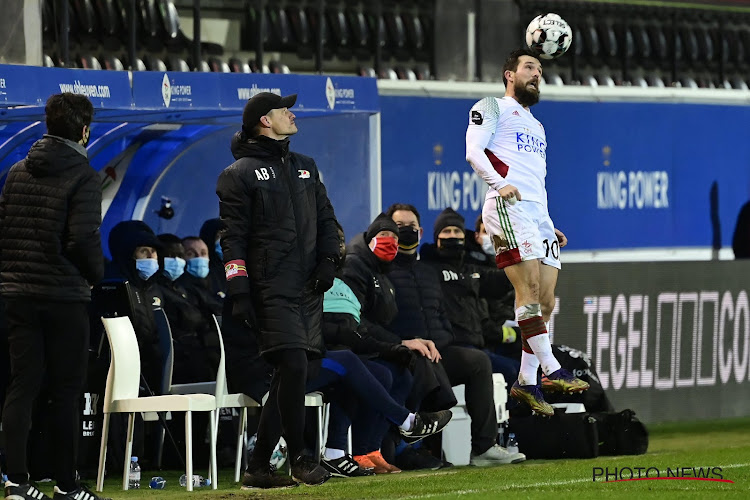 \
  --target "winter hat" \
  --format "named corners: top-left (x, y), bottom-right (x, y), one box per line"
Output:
top-left (433, 208), bottom-right (465, 241)
top-left (365, 212), bottom-right (400, 243)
